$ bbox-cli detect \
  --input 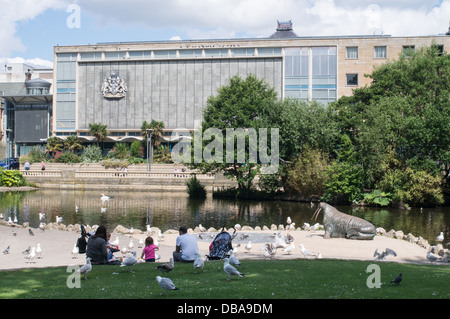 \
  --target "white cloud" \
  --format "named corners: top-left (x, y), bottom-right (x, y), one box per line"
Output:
top-left (0, 57), bottom-right (53, 70)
